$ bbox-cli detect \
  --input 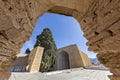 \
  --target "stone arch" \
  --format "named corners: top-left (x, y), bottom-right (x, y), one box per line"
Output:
top-left (0, 0), bottom-right (120, 79)
top-left (57, 51), bottom-right (70, 70)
